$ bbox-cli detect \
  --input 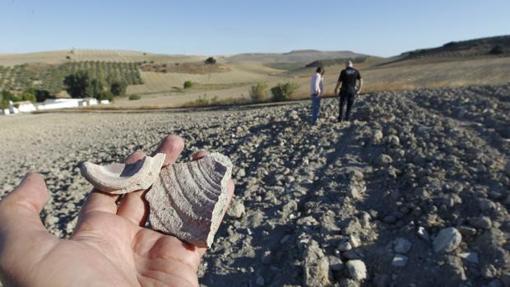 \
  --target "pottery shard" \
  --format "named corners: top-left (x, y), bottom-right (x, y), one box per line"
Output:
top-left (80, 153), bottom-right (166, 194)
top-left (146, 153), bottom-right (232, 248)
